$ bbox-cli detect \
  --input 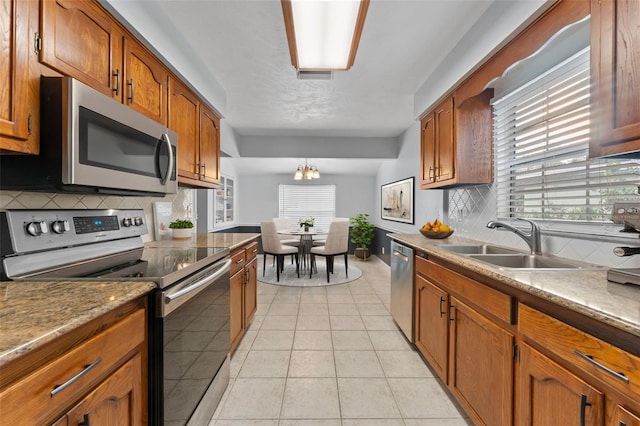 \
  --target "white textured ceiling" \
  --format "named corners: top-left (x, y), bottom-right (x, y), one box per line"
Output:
top-left (125, 0), bottom-right (497, 175)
